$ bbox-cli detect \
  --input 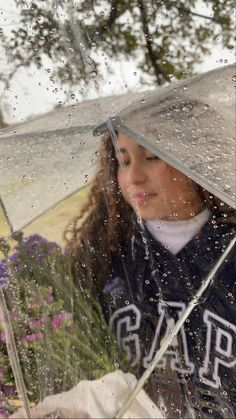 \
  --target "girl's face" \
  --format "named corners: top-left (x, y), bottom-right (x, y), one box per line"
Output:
top-left (116, 133), bottom-right (204, 221)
